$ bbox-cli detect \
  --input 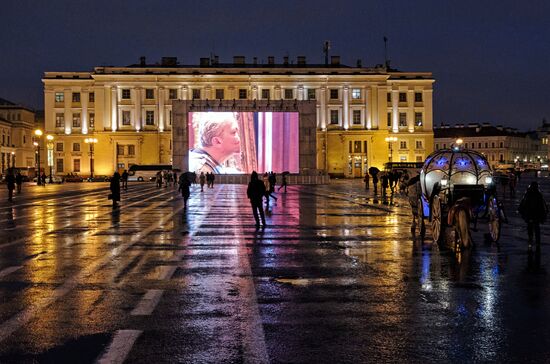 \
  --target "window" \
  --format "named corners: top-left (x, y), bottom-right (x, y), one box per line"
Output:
top-left (117, 163), bottom-right (125, 169)
top-left (72, 143), bottom-right (80, 152)
top-left (145, 89), bottom-right (154, 99)
top-left (415, 92), bottom-right (423, 102)
top-left (400, 156), bottom-right (407, 162)
top-left (387, 112), bottom-right (392, 127)
top-left (72, 113), bottom-right (81, 128)
top-left (351, 89), bottom-right (361, 99)
top-left (499, 154), bottom-right (504, 162)
top-left (145, 111), bottom-right (155, 125)
top-left (499, 142), bottom-right (503, 148)
top-left (117, 145), bottom-right (124, 155)
top-left (261, 89), bottom-right (270, 99)
top-left (128, 145), bottom-right (135, 155)
top-left (122, 89), bottom-right (131, 99)
top-left (491, 142), bottom-right (495, 148)
top-left (284, 89), bottom-right (293, 99)
top-left (416, 155), bottom-right (423, 162)
top-left (89, 92), bottom-right (95, 102)
top-left (485, 143), bottom-right (488, 148)
top-left (55, 92), bottom-right (64, 102)
top-left (478, 143), bottom-right (482, 148)
top-left (400, 141), bottom-right (407, 149)
top-left (387, 93), bottom-right (392, 102)
top-left (330, 110), bottom-right (339, 124)
top-left (349, 141), bottom-right (352, 153)
top-left (354, 141), bottom-right (362, 153)
top-left (169, 89), bottom-right (178, 100)
top-left (89, 113), bottom-right (95, 129)
top-left (415, 112), bottom-right (423, 126)
top-left (56, 159), bottom-right (64, 173)
top-left (399, 92), bottom-right (407, 102)
top-left (56, 143), bottom-right (64, 152)
top-left (192, 89), bottom-right (200, 99)
top-left (169, 110), bottom-right (172, 125)
top-left (122, 111), bottom-right (131, 125)
top-left (215, 89), bottom-right (224, 99)
top-left (72, 92), bottom-right (81, 102)
top-left (352, 110), bottom-right (361, 125)
top-left (73, 159), bottom-right (80, 172)
top-left (416, 140), bottom-right (423, 149)
top-left (399, 113), bottom-right (407, 127)
top-left (435, 144), bottom-right (439, 149)
top-left (443, 144), bottom-right (447, 148)
top-left (465, 143), bottom-right (469, 148)
top-left (55, 113), bottom-right (64, 128)
top-left (329, 89), bottom-right (339, 99)
top-left (23, 135), bottom-right (26, 144)
top-left (307, 88), bottom-right (316, 100)
top-left (238, 89), bottom-right (247, 99)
